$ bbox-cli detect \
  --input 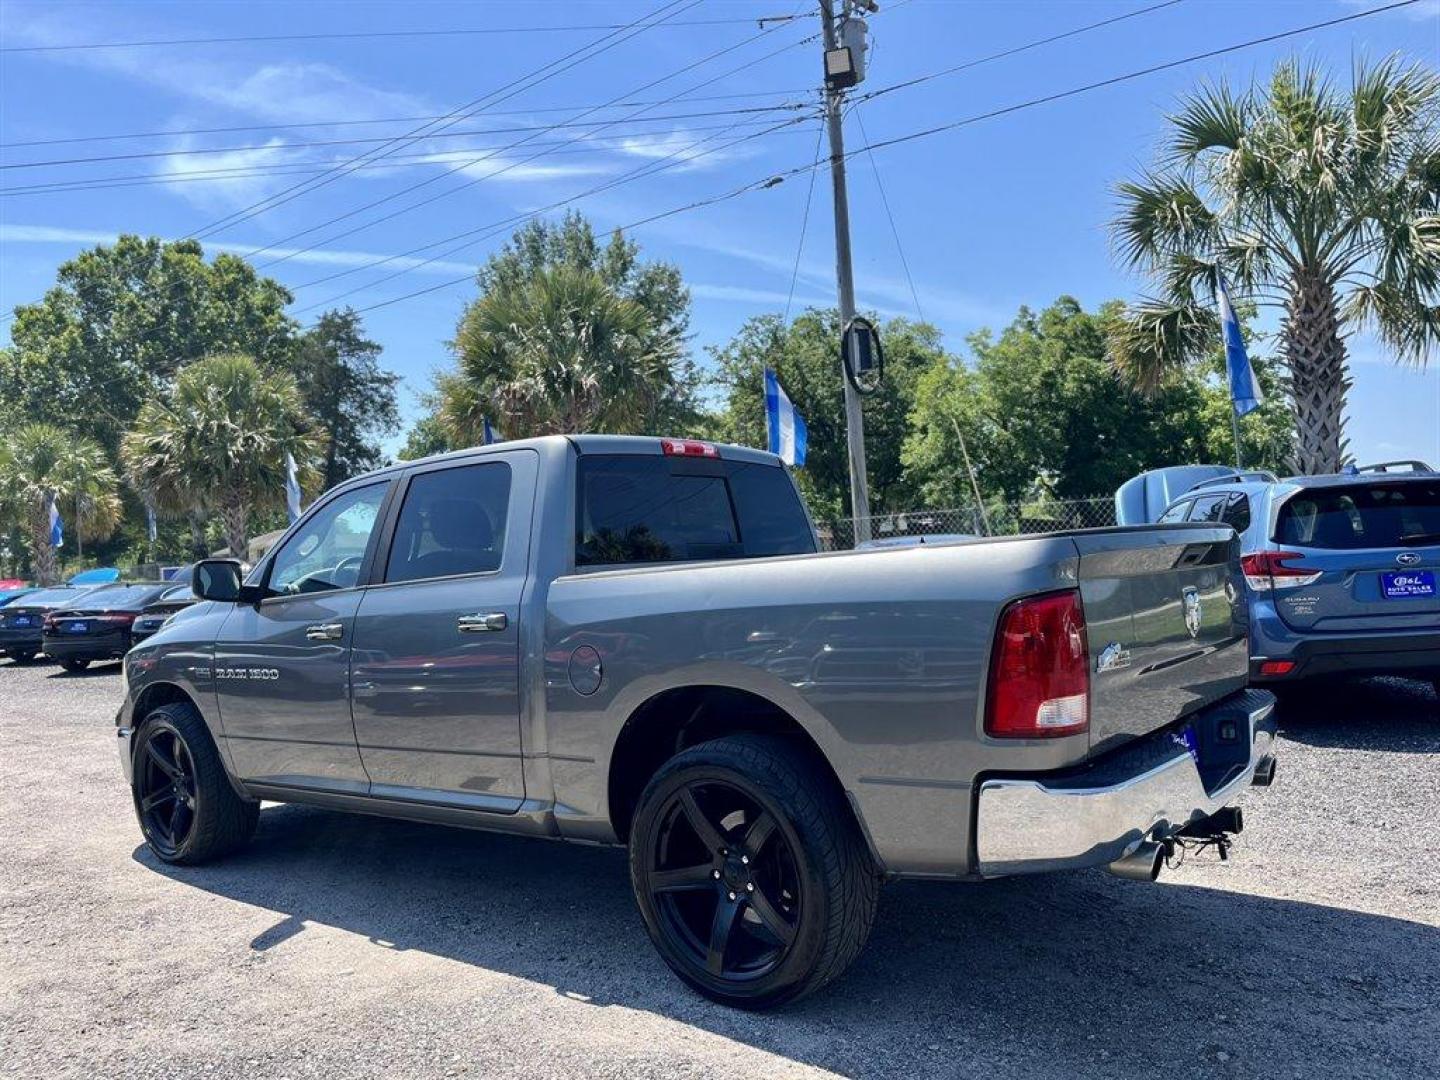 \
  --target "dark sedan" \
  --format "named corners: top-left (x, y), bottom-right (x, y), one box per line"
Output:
top-left (42, 583), bottom-right (173, 672)
top-left (1, 586), bottom-right (104, 664)
top-left (129, 584), bottom-right (199, 645)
